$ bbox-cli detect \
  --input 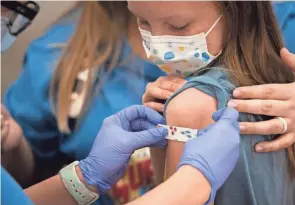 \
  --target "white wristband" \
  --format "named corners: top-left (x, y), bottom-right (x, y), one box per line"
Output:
top-left (59, 161), bottom-right (99, 205)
